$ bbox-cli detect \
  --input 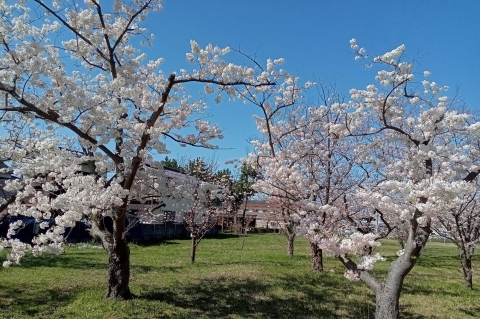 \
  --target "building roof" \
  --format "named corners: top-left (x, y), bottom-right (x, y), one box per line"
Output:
top-left (127, 203), bottom-right (164, 211)
top-left (0, 179), bottom-right (16, 199)
top-left (0, 162), bottom-right (13, 174)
